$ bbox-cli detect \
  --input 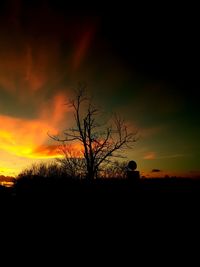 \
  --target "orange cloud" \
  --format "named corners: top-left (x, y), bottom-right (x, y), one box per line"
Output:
top-left (0, 91), bottom-right (69, 159)
top-left (0, 35), bottom-right (62, 98)
top-left (33, 145), bottom-right (61, 158)
top-left (39, 91), bottom-right (69, 127)
top-left (72, 24), bottom-right (97, 70)
top-left (24, 45), bottom-right (47, 92)
top-left (143, 152), bottom-right (156, 160)
top-left (0, 115), bottom-right (52, 157)
top-left (33, 142), bottom-right (84, 159)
